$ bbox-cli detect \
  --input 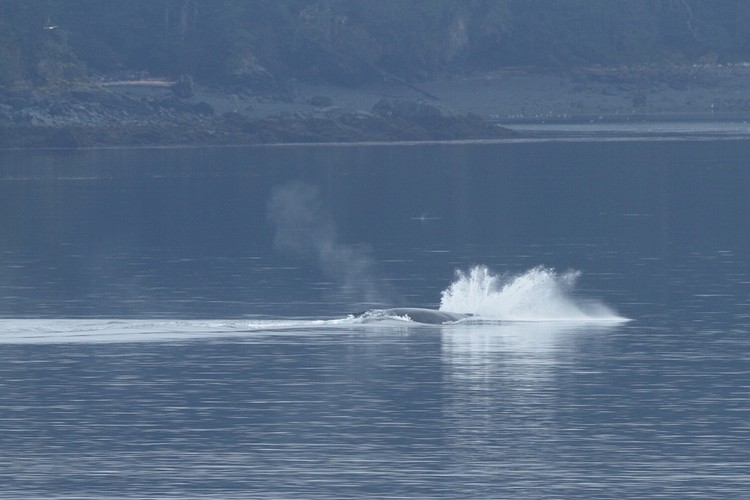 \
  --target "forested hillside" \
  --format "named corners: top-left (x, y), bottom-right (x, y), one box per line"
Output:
top-left (2, 0), bottom-right (750, 87)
